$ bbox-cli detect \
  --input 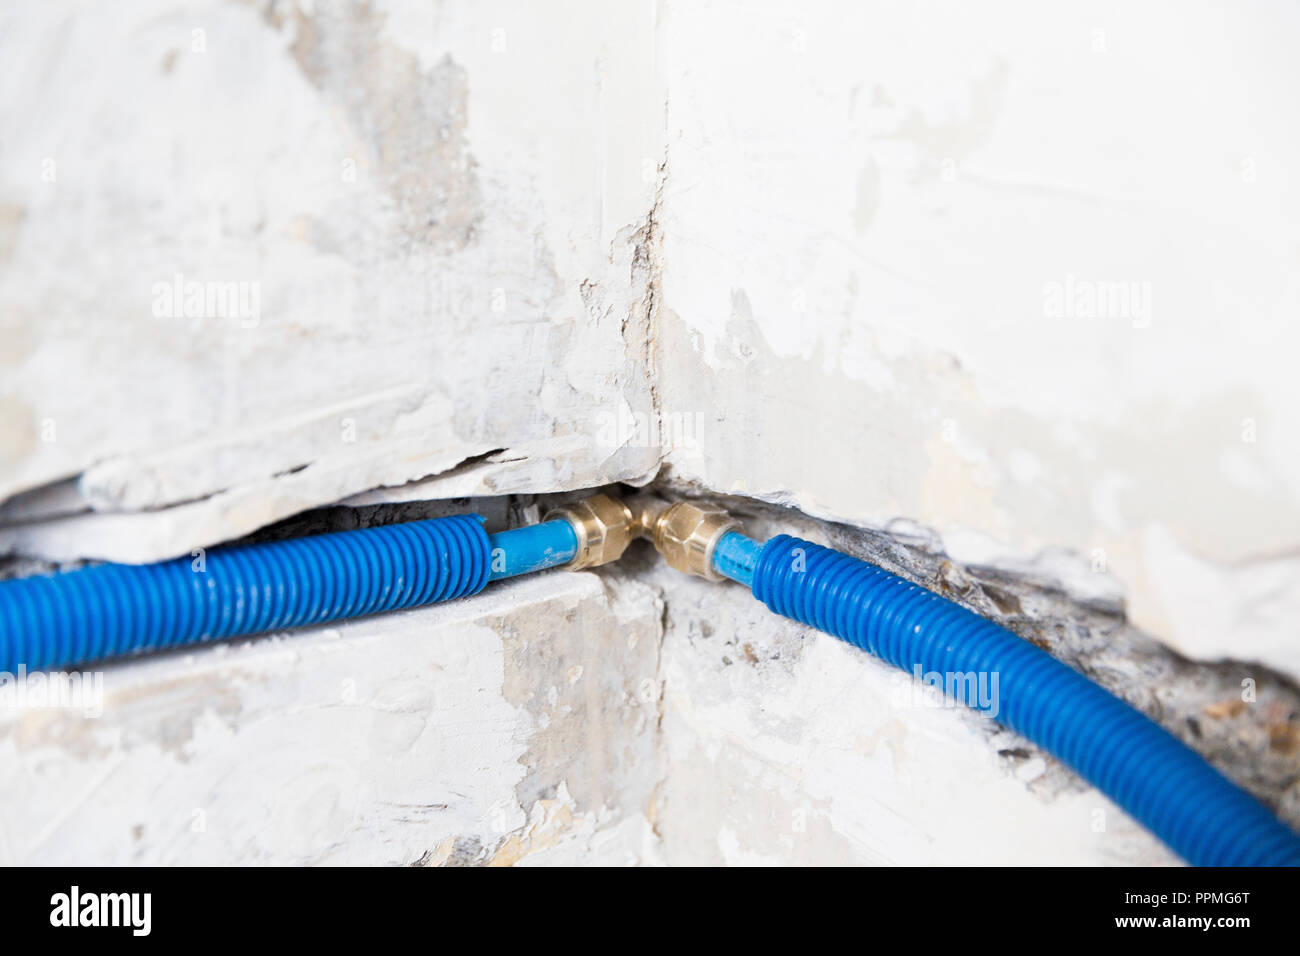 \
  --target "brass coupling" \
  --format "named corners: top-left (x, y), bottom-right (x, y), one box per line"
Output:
top-left (628, 493), bottom-right (740, 581)
top-left (545, 491), bottom-right (742, 579)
